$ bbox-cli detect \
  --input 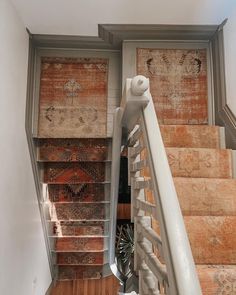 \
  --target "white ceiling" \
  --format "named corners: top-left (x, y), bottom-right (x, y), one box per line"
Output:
top-left (11, 0), bottom-right (236, 36)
